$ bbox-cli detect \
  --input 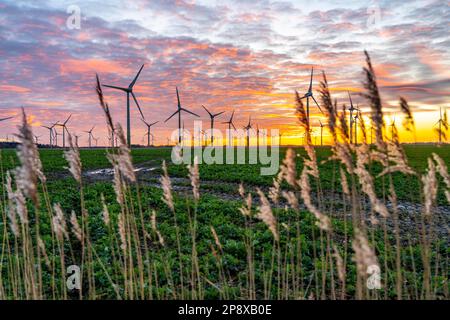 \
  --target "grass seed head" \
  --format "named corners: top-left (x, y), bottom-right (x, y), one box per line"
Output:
top-left (256, 188), bottom-right (279, 241)
top-left (160, 160), bottom-right (174, 212)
